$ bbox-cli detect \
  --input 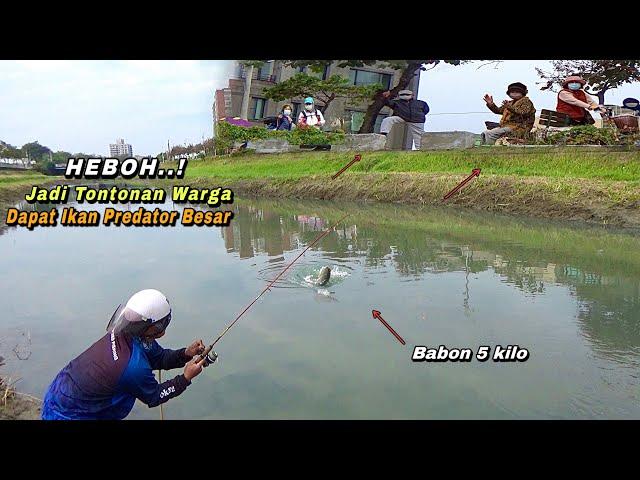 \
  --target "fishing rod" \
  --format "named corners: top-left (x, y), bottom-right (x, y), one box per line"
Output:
top-left (196, 213), bottom-right (350, 367)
